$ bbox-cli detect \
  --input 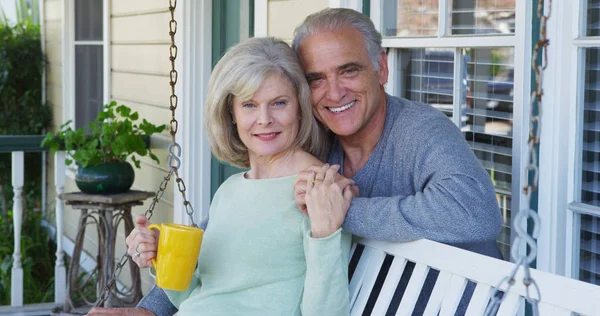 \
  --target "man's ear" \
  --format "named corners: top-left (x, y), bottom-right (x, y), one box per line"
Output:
top-left (377, 50), bottom-right (389, 86)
